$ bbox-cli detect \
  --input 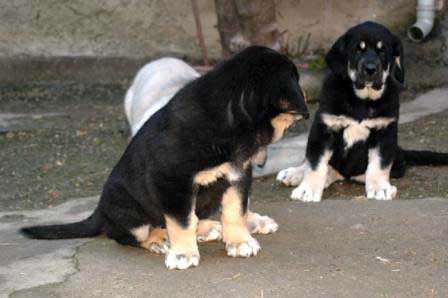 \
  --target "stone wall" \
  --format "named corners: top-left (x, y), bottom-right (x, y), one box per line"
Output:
top-left (0, 0), bottom-right (417, 60)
